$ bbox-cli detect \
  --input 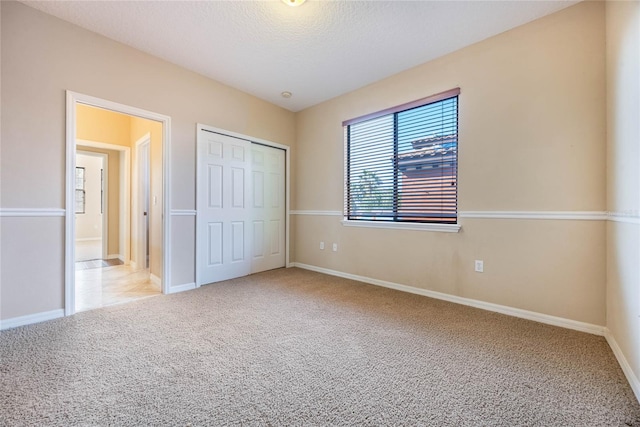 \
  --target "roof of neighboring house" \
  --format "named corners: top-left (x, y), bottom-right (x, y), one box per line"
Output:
top-left (410, 135), bottom-right (457, 150)
top-left (398, 135), bottom-right (457, 166)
